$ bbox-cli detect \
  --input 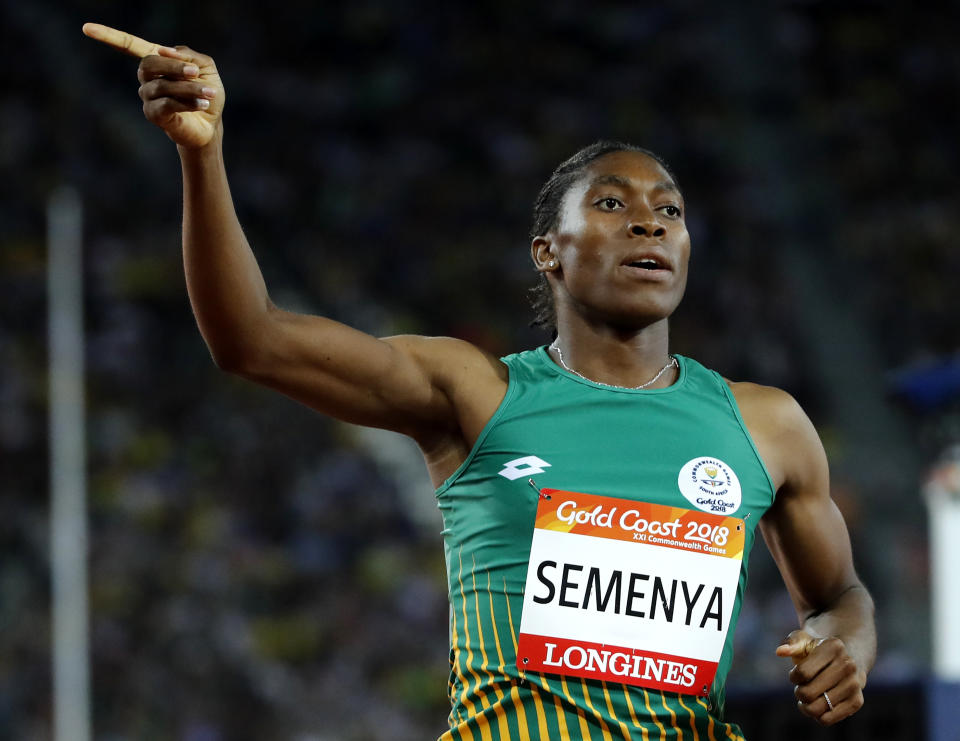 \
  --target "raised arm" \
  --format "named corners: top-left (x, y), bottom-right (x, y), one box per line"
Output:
top-left (82, 24), bottom-right (506, 446)
top-left (733, 383), bottom-right (876, 727)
